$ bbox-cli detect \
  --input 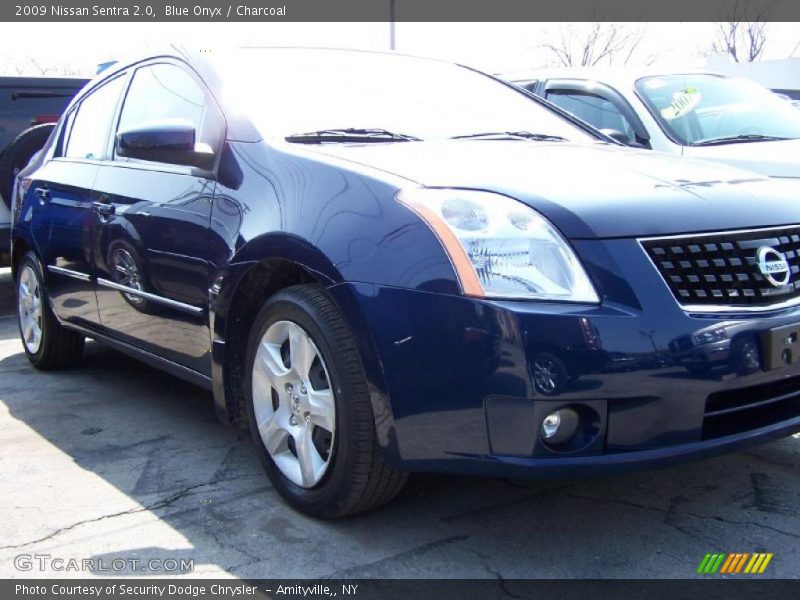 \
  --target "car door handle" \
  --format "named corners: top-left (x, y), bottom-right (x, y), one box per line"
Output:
top-left (35, 187), bottom-right (50, 204)
top-left (92, 201), bottom-right (115, 217)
